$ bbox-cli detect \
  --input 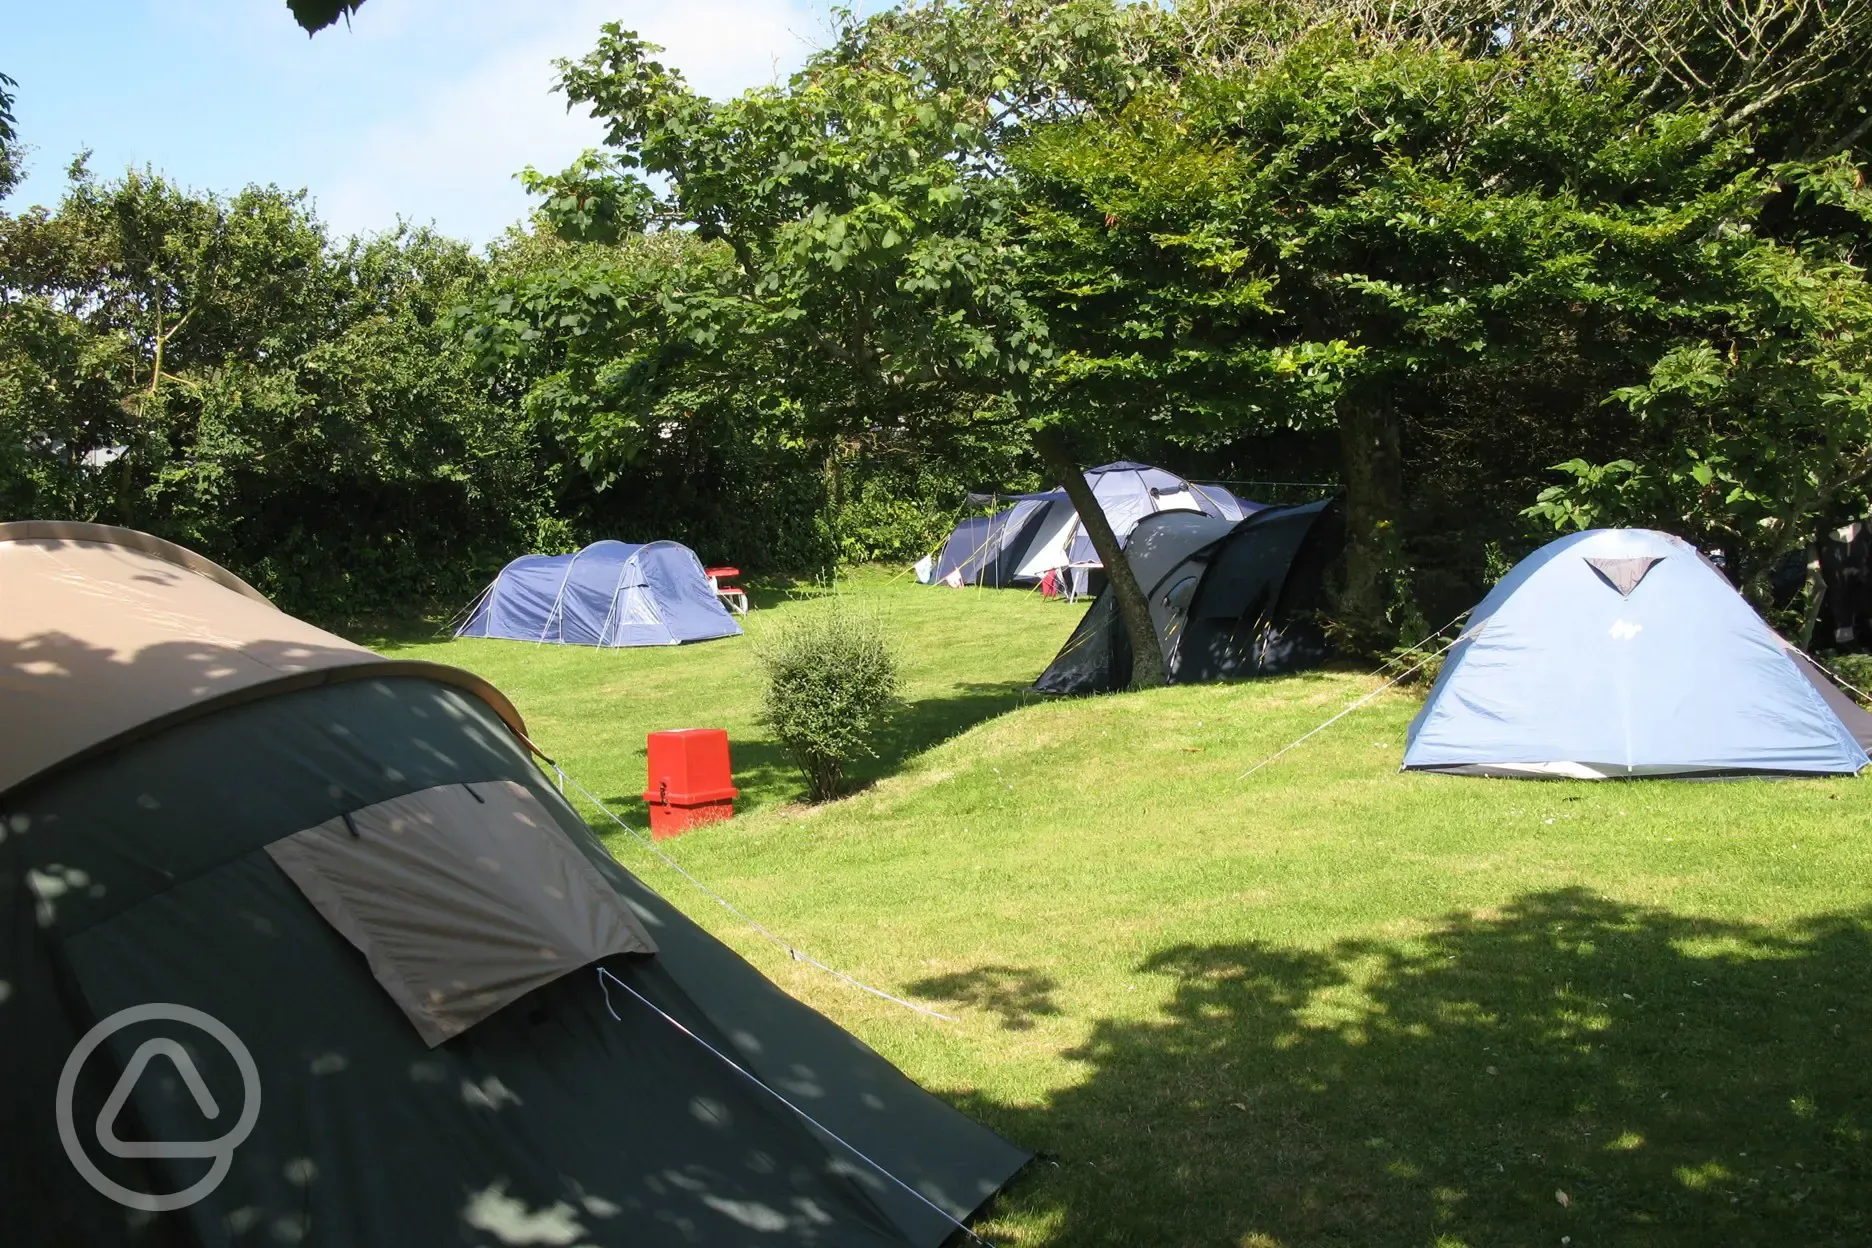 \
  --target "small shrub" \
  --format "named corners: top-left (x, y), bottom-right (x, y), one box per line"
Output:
top-left (756, 607), bottom-right (902, 802)
top-left (1386, 640), bottom-right (1446, 692)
